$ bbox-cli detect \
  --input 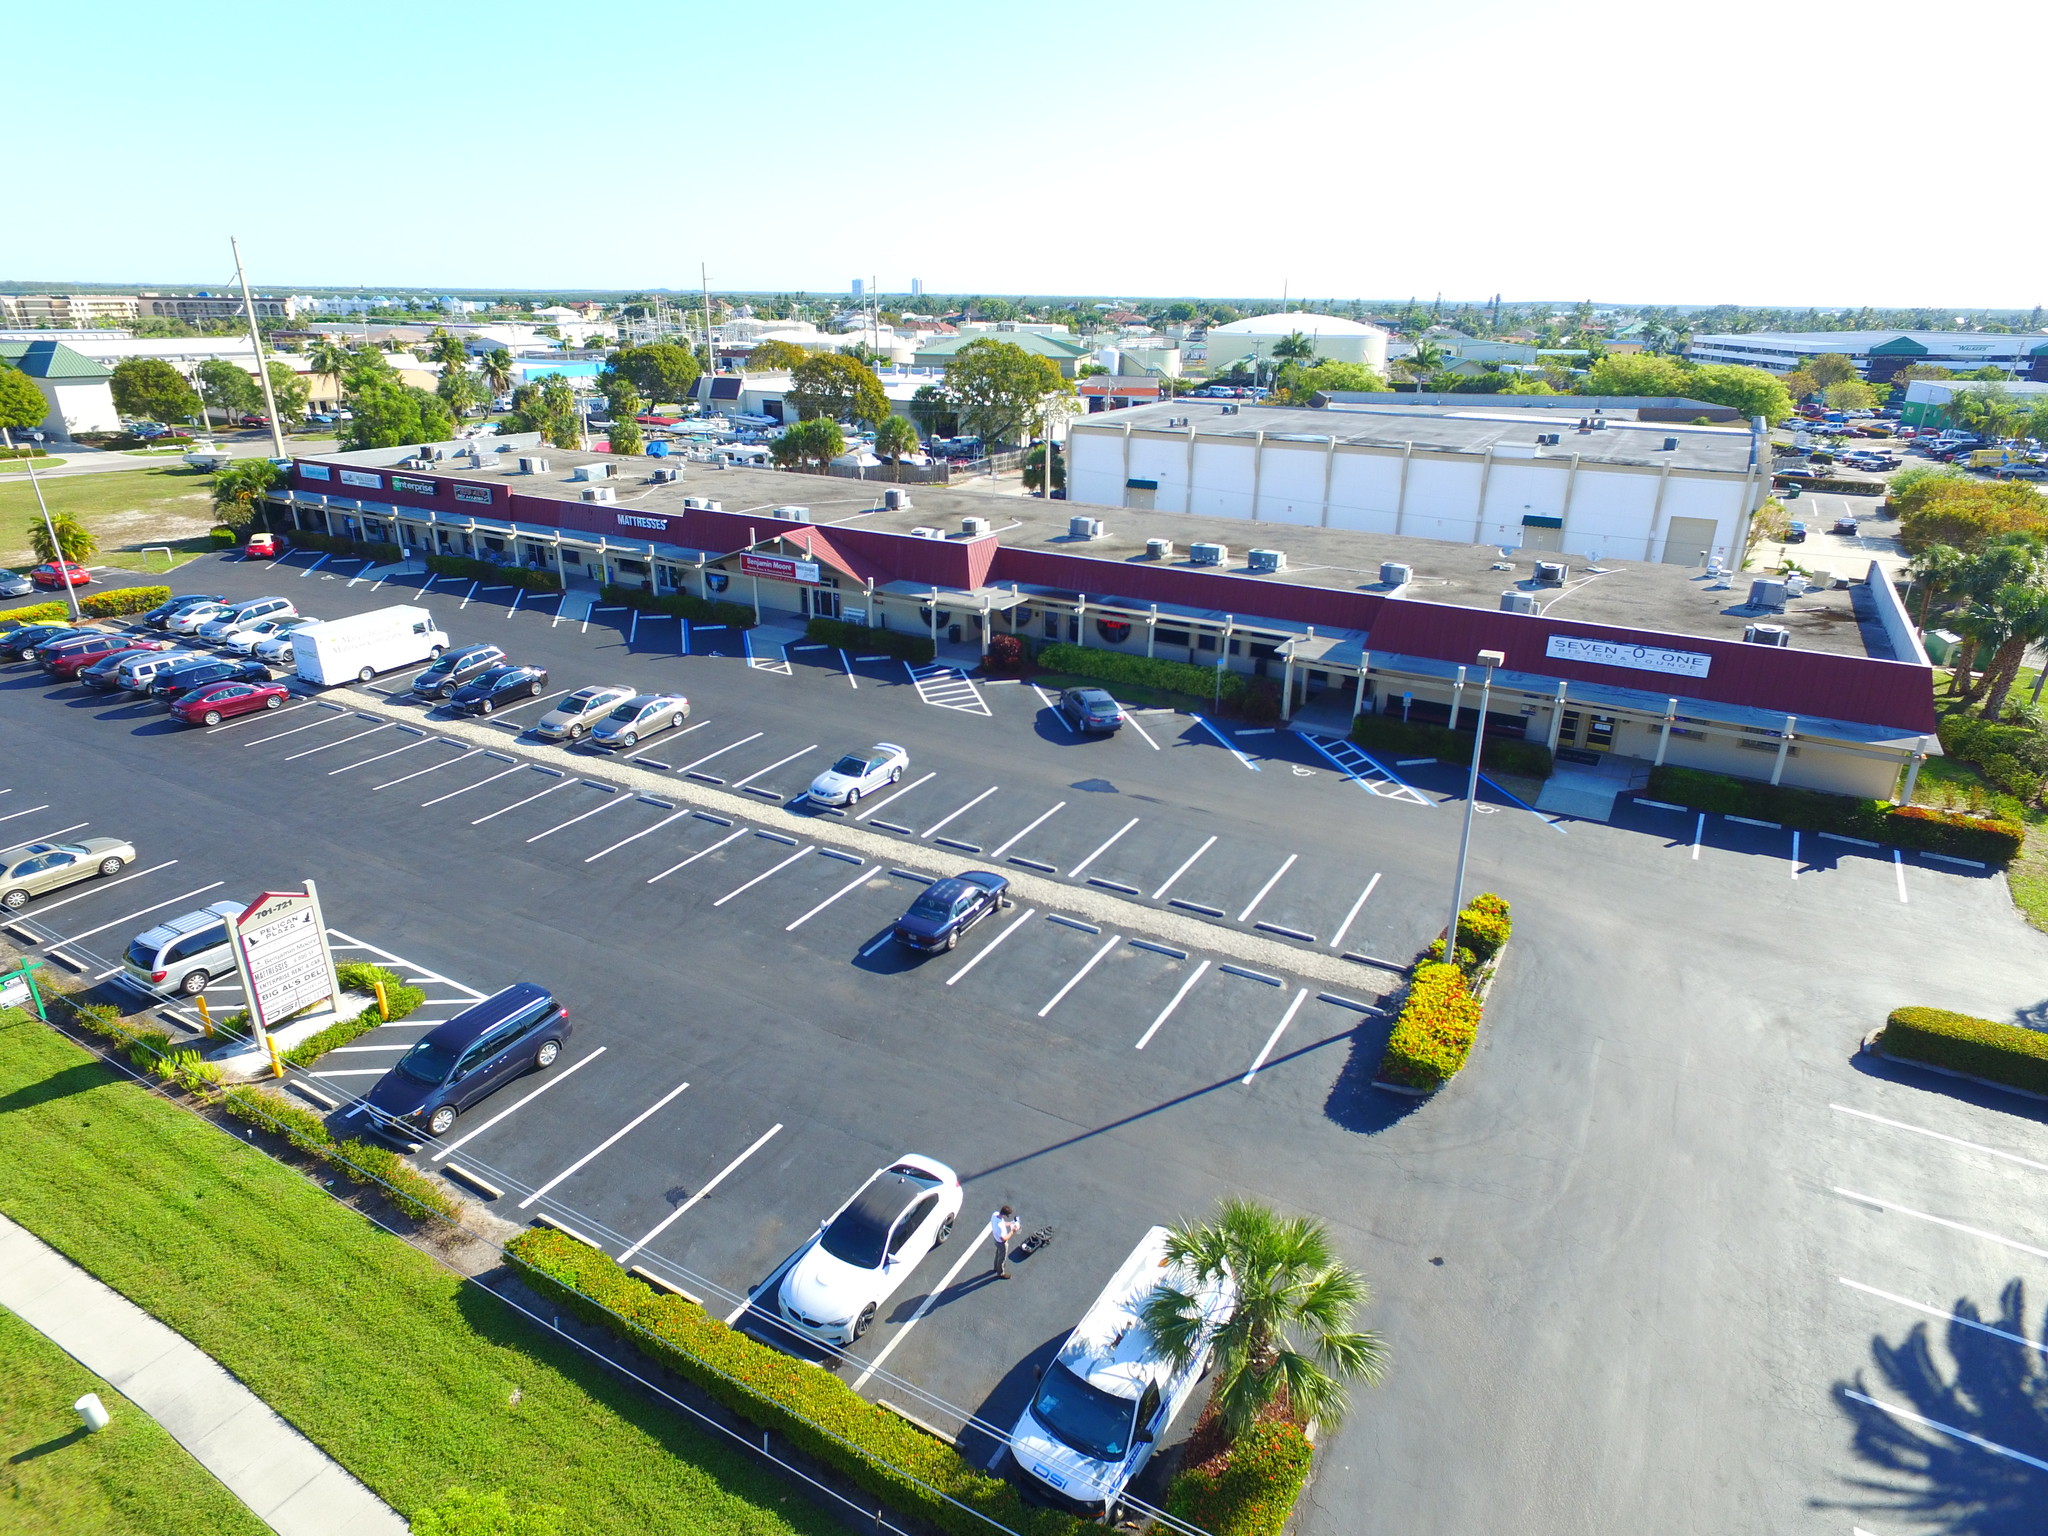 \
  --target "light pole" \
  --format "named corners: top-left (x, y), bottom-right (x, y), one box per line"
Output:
top-left (7, 429), bottom-right (81, 623)
top-left (1444, 648), bottom-right (1506, 961)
